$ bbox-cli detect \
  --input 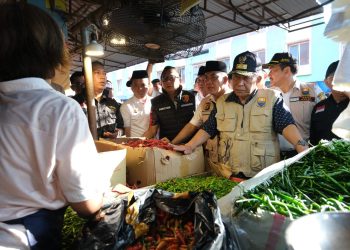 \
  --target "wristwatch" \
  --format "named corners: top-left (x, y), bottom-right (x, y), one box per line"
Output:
top-left (295, 139), bottom-right (307, 147)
